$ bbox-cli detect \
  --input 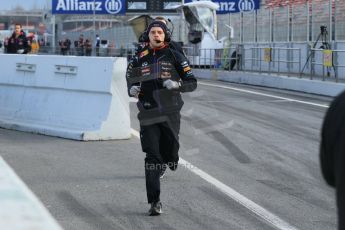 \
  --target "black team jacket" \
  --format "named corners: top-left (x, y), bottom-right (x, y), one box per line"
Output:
top-left (126, 43), bottom-right (197, 126)
top-left (6, 30), bottom-right (30, 54)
